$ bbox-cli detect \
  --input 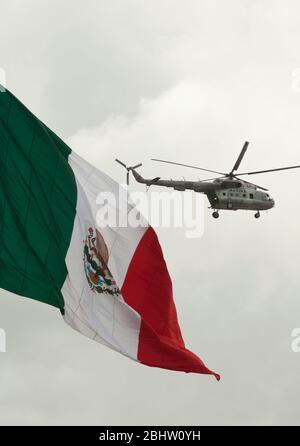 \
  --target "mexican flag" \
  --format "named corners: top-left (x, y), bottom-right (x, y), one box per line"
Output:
top-left (0, 88), bottom-right (219, 380)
